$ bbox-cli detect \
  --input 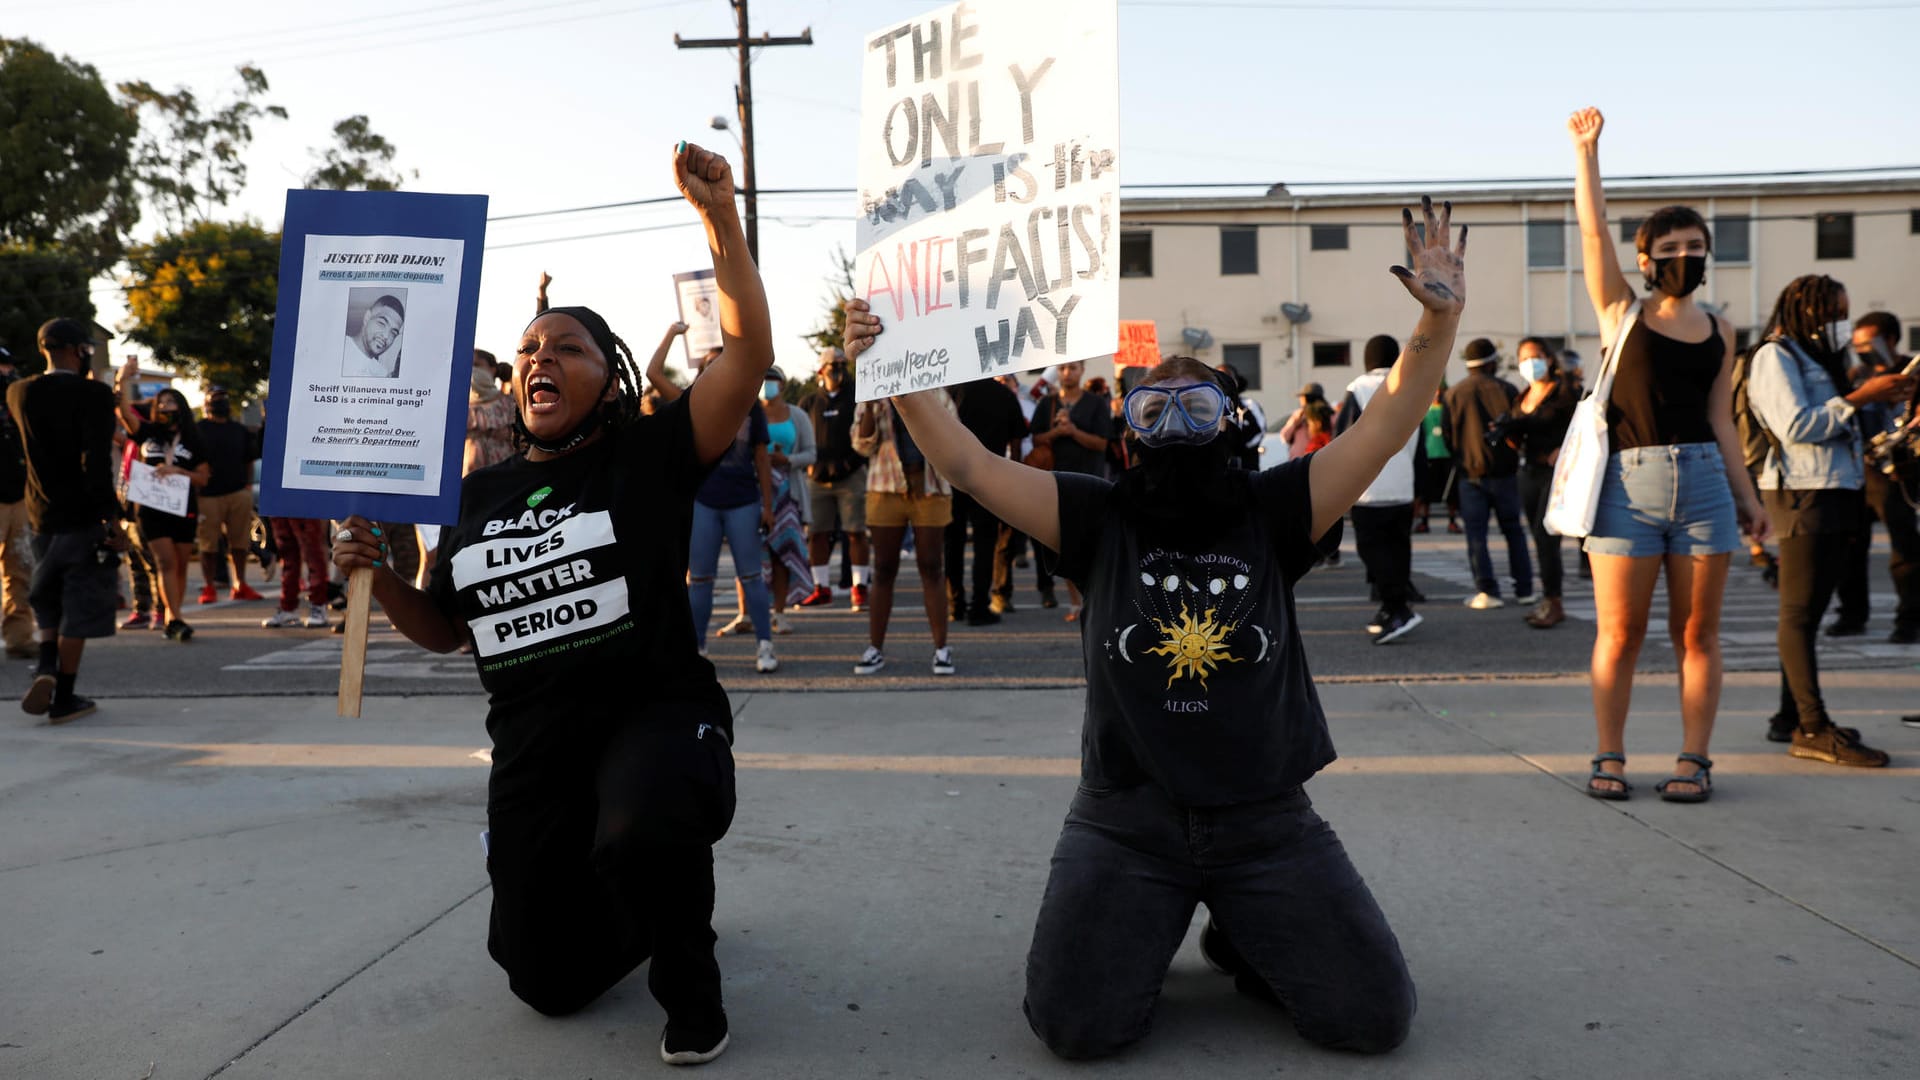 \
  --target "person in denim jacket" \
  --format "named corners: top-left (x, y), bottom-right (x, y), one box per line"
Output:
top-left (1748, 274), bottom-right (1915, 766)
